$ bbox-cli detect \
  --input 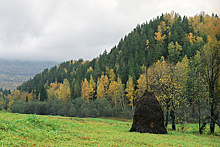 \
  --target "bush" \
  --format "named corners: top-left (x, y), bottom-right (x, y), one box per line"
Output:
top-left (11, 98), bottom-right (115, 118)
top-left (68, 107), bottom-right (76, 117)
top-left (102, 106), bottom-right (113, 117)
top-left (94, 98), bottom-right (112, 117)
top-left (11, 101), bottom-right (24, 113)
top-left (49, 99), bottom-right (63, 115)
top-left (58, 107), bottom-right (68, 116)
top-left (0, 105), bottom-right (4, 111)
top-left (72, 98), bottom-right (83, 110)
top-left (78, 102), bottom-right (92, 117)
top-left (92, 108), bottom-right (100, 117)
top-left (123, 105), bottom-right (133, 119)
top-left (24, 101), bottom-right (36, 114)
top-left (7, 108), bottom-right (11, 113)
top-left (34, 101), bottom-right (47, 115)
